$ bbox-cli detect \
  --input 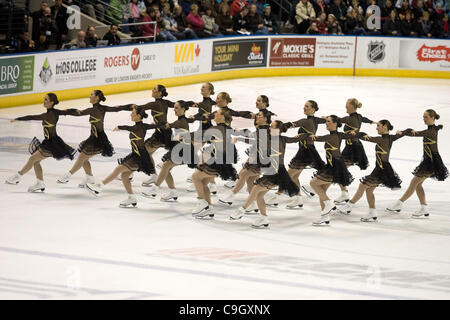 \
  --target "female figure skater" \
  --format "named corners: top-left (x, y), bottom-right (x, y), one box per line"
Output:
top-left (222, 94), bottom-right (276, 189)
top-left (142, 100), bottom-right (198, 201)
top-left (309, 115), bottom-right (355, 226)
top-left (6, 93), bottom-right (76, 192)
top-left (117, 85), bottom-right (189, 186)
top-left (265, 100), bottom-right (326, 208)
top-left (86, 105), bottom-right (156, 207)
top-left (191, 108), bottom-right (238, 219)
top-left (185, 82), bottom-right (216, 184)
top-left (230, 120), bottom-right (306, 229)
top-left (218, 109), bottom-right (272, 212)
top-left (334, 98), bottom-right (375, 204)
top-left (339, 120), bottom-right (410, 221)
top-left (387, 109), bottom-right (448, 217)
top-left (189, 91), bottom-right (253, 195)
top-left (57, 90), bottom-right (128, 187)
